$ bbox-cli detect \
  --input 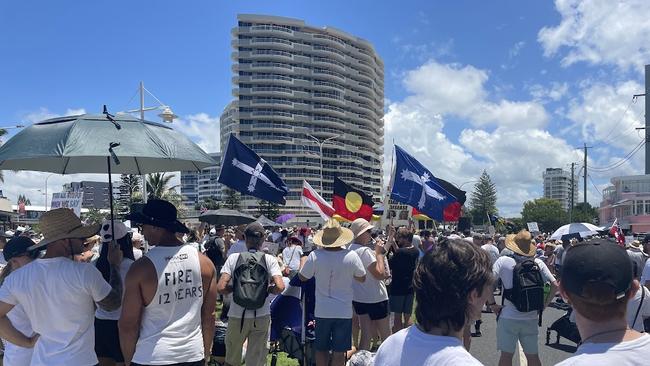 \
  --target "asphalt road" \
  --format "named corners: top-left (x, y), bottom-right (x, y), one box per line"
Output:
top-left (468, 296), bottom-right (578, 366)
